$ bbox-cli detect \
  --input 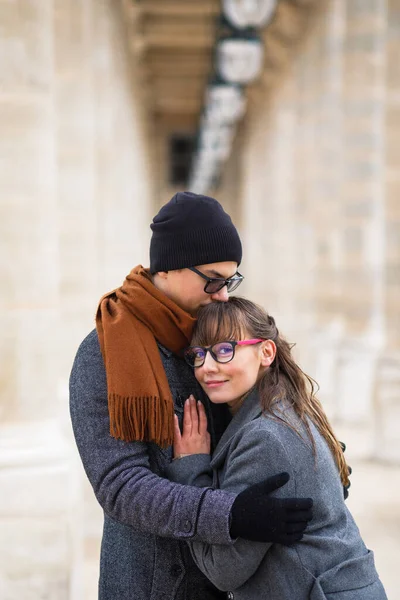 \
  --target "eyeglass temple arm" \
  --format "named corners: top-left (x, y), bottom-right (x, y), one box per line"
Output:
top-left (237, 339), bottom-right (264, 346)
